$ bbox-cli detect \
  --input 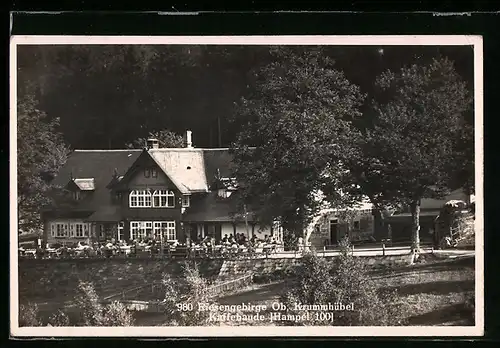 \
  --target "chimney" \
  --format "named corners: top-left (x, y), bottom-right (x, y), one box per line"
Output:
top-left (185, 130), bottom-right (193, 148)
top-left (146, 138), bottom-right (160, 149)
